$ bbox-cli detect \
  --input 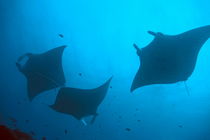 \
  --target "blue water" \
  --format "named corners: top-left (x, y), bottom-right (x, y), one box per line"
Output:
top-left (1, 0), bottom-right (210, 140)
